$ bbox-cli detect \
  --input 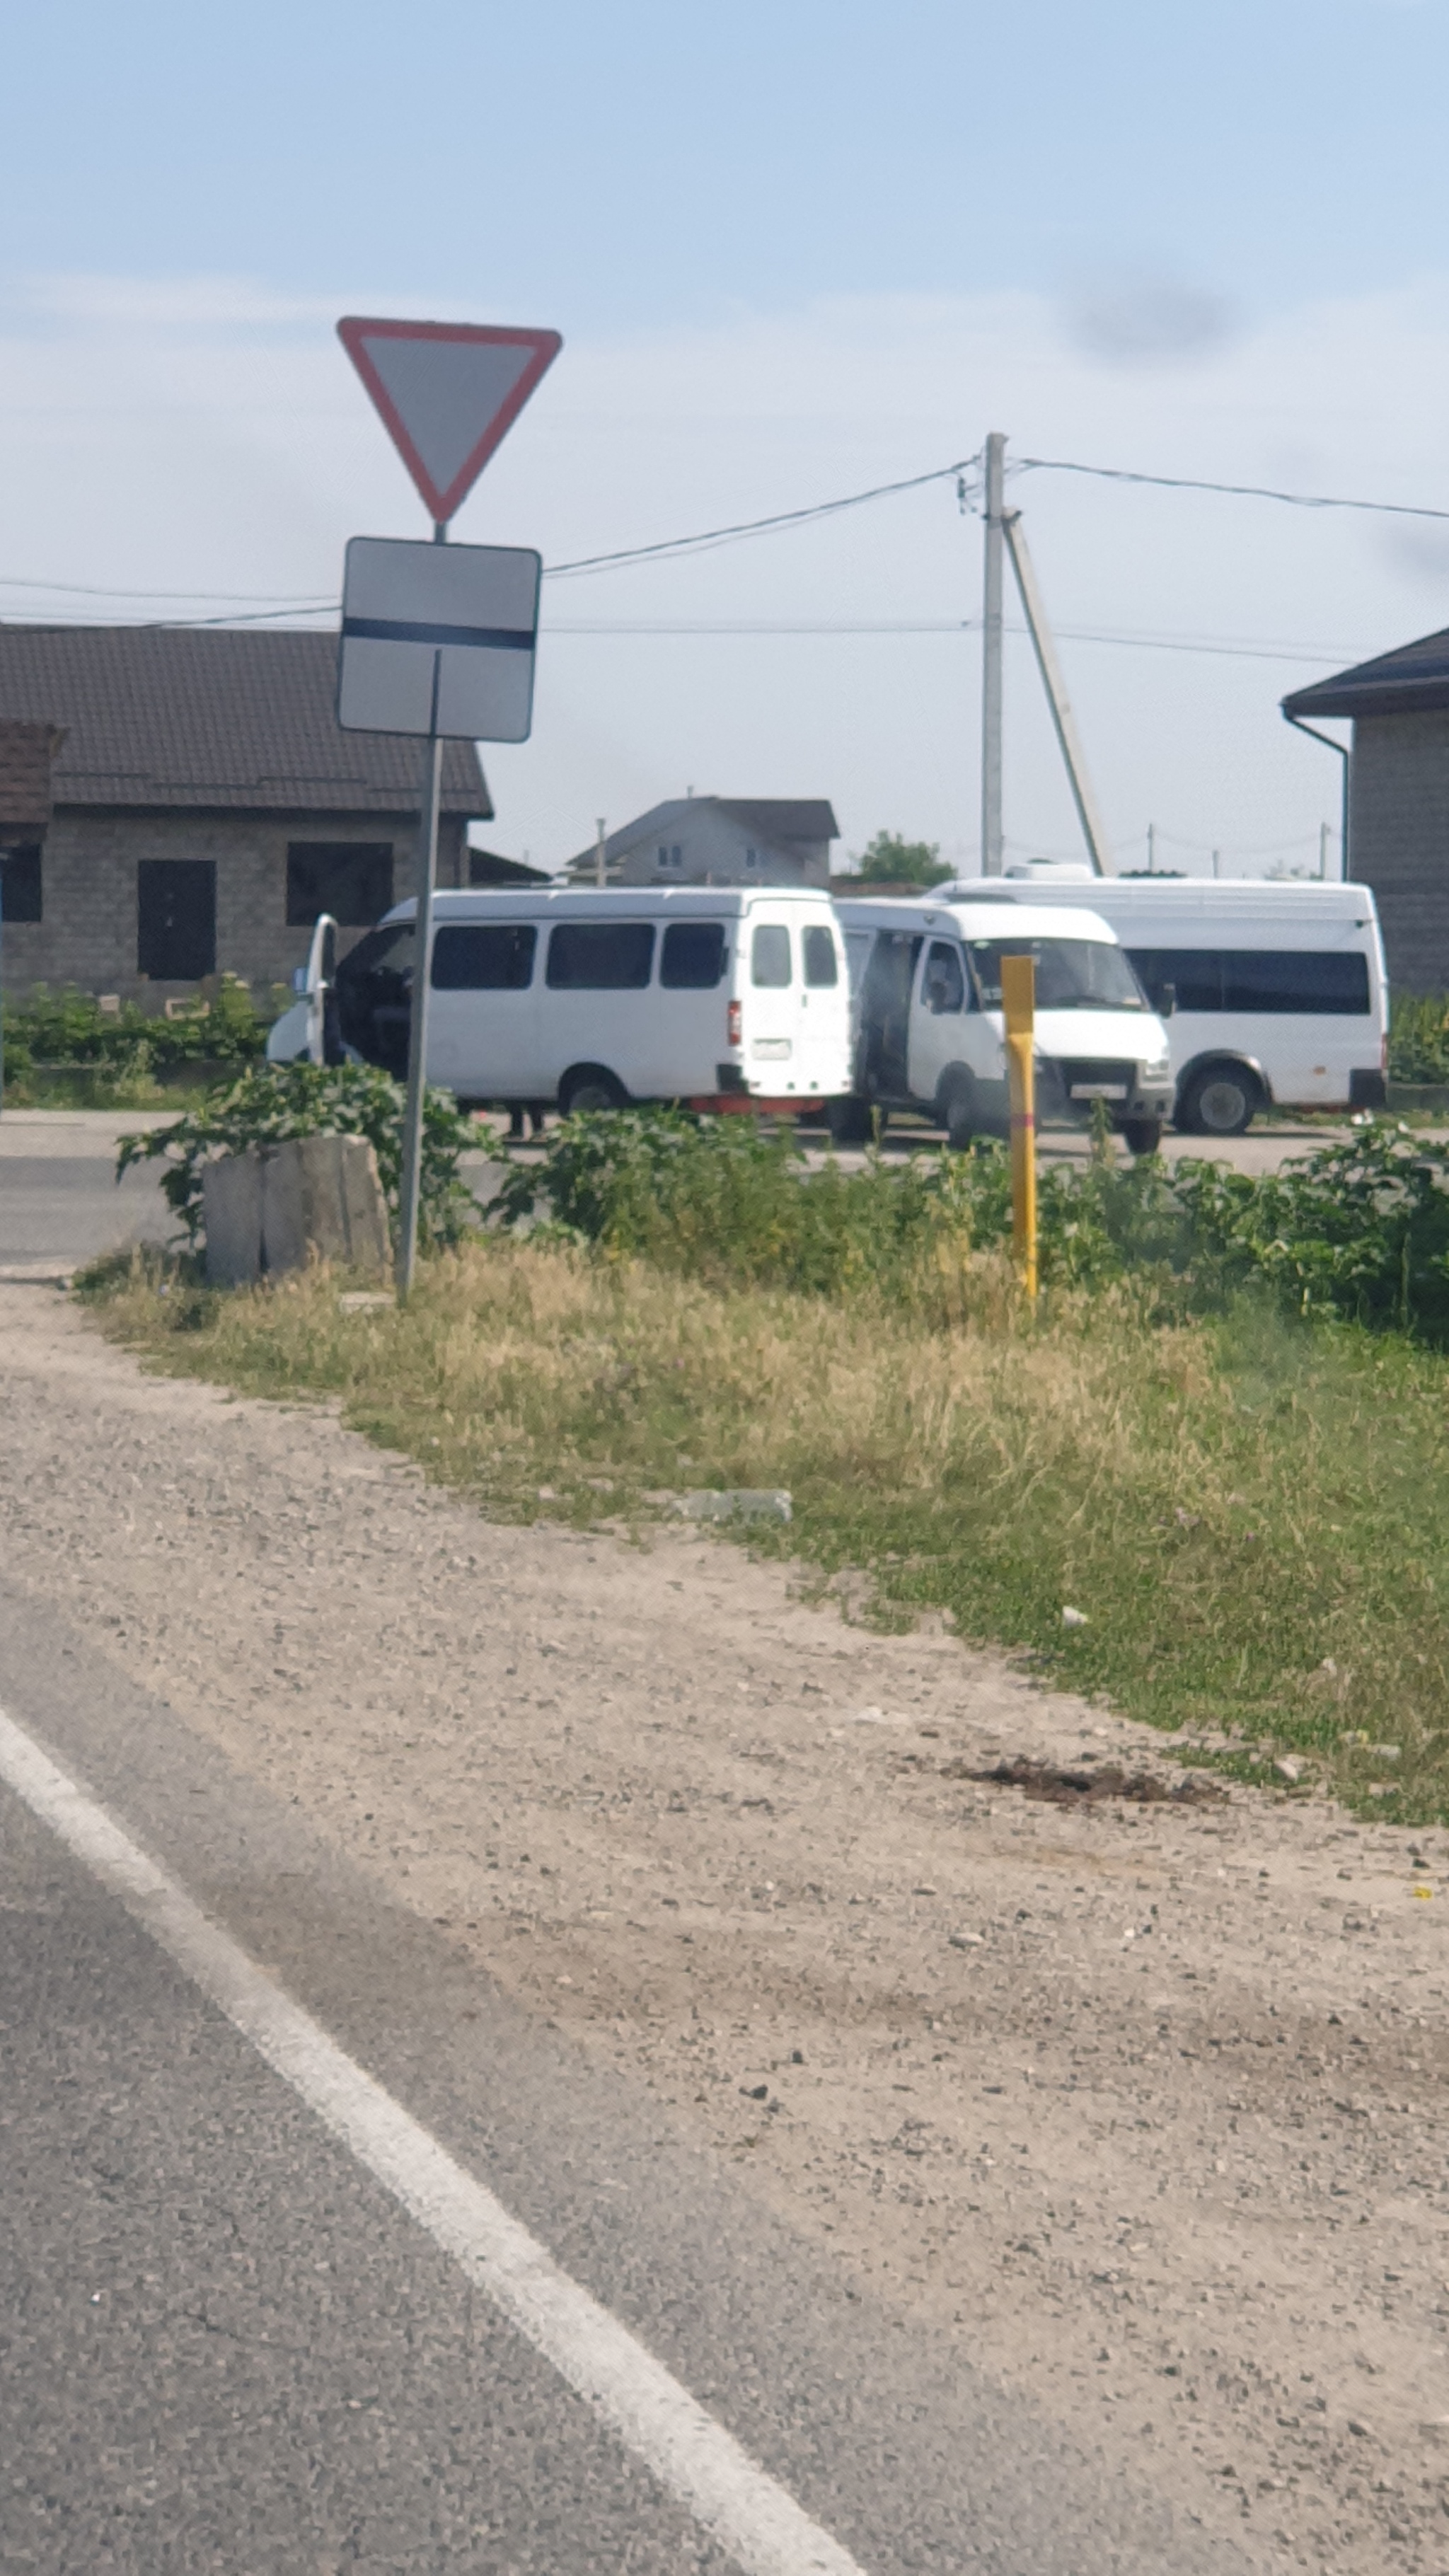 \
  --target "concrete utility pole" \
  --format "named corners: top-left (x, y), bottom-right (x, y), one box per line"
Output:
top-left (595, 818), bottom-right (608, 888)
top-left (1002, 510), bottom-right (1113, 877)
top-left (1320, 821), bottom-right (1330, 880)
top-left (980, 432), bottom-right (1006, 876)
top-left (1146, 822), bottom-right (1157, 875)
